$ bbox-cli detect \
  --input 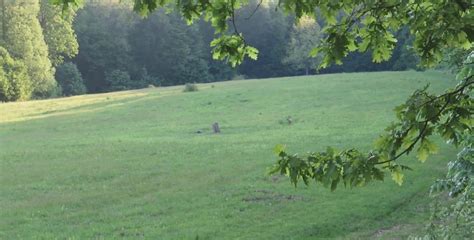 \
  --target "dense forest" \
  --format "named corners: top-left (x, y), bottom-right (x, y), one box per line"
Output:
top-left (0, 0), bottom-right (421, 101)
